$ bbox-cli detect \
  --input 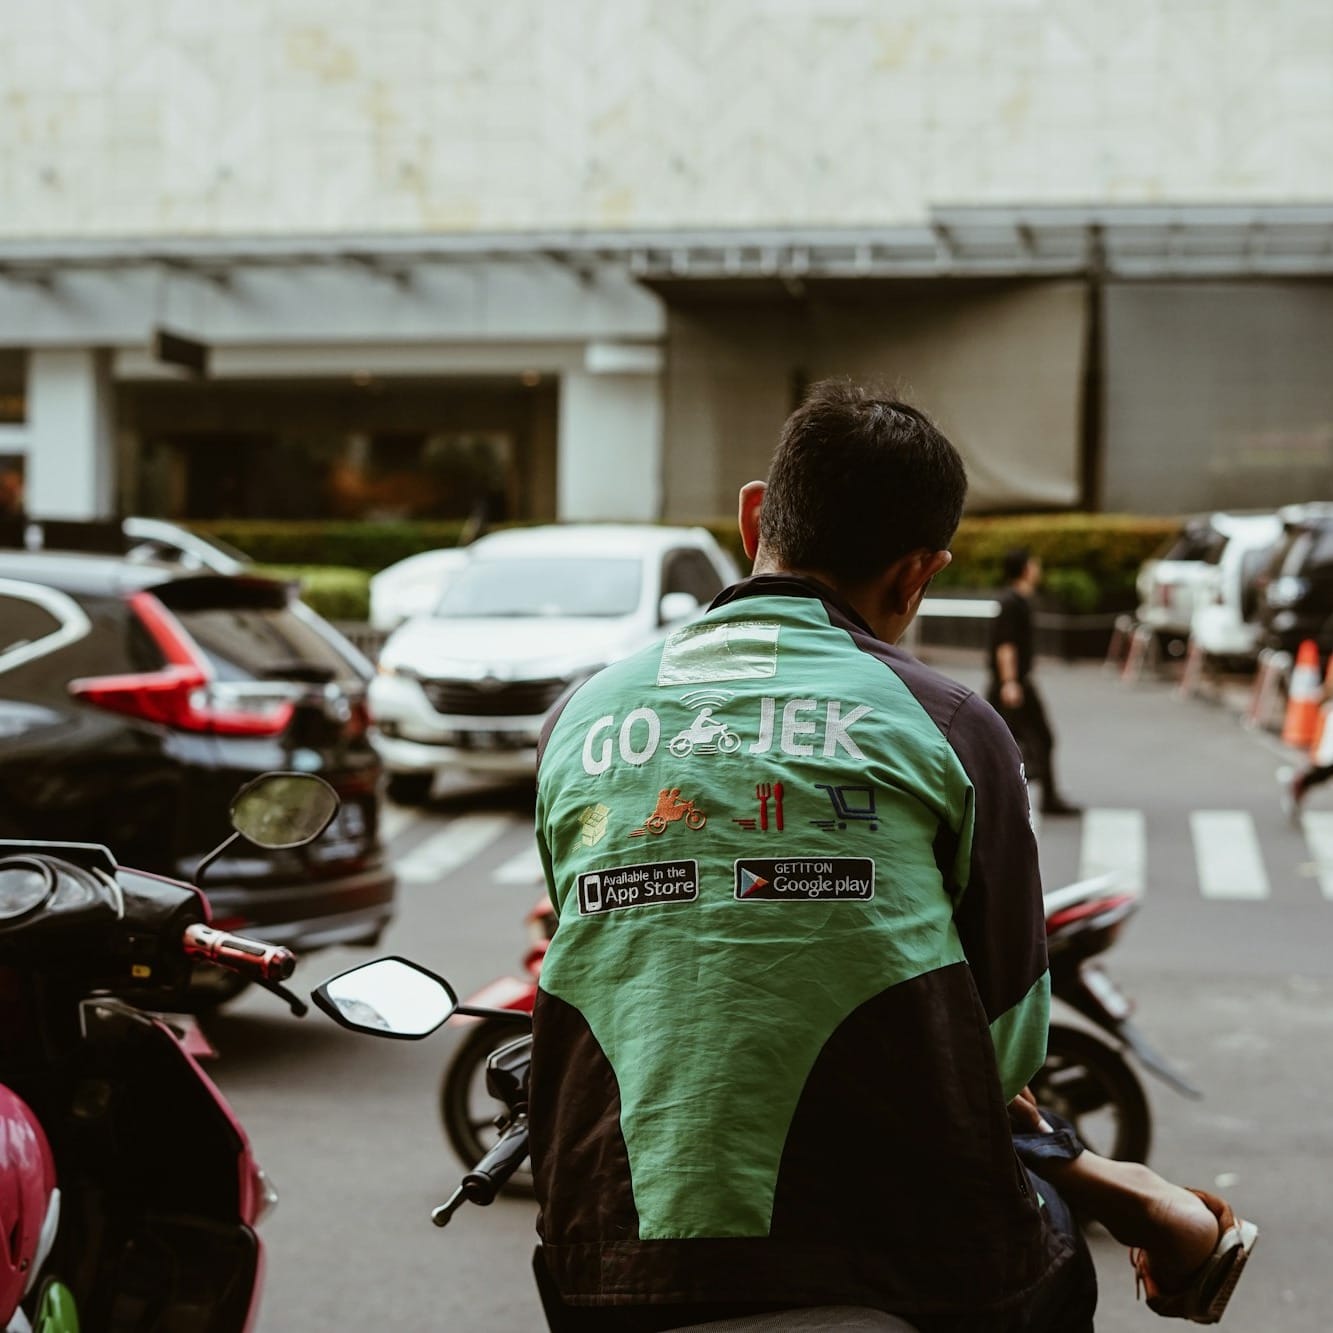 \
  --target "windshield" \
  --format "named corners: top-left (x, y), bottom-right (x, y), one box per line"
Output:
top-left (1157, 522), bottom-right (1226, 563)
top-left (435, 557), bottom-right (644, 618)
